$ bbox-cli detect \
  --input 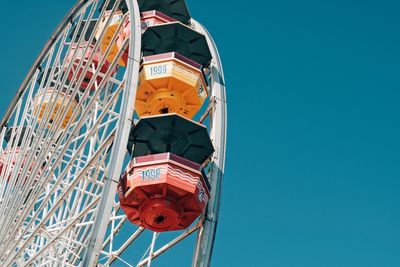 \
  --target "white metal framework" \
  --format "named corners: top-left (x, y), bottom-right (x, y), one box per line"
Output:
top-left (0, 1), bottom-right (226, 266)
